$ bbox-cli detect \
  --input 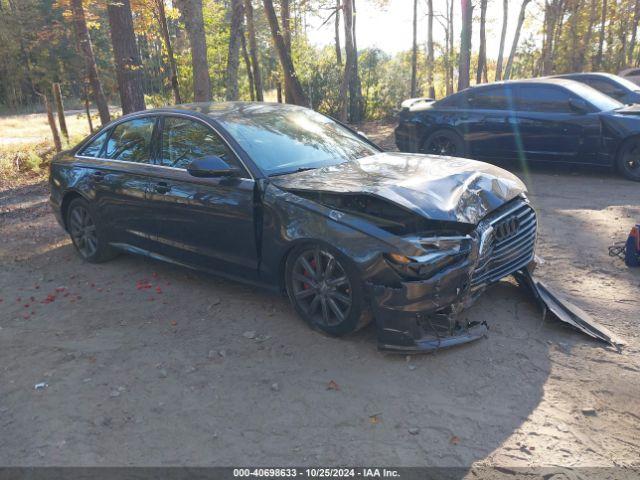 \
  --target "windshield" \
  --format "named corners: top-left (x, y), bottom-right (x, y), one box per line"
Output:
top-left (569, 82), bottom-right (624, 111)
top-left (217, 106), bottom-right (380, 176)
